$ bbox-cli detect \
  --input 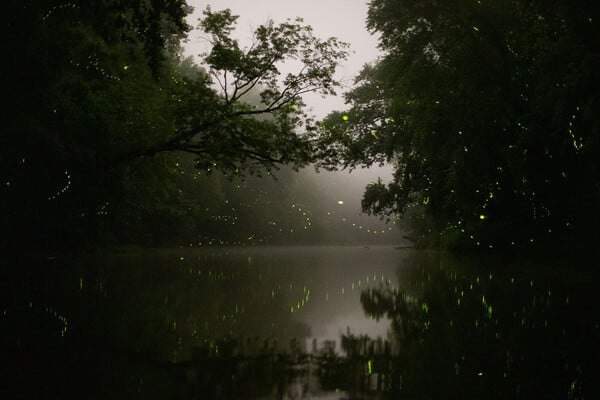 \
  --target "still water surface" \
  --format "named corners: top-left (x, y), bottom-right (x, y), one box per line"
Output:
top-left (3, 246), bottom-right (599, 399)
